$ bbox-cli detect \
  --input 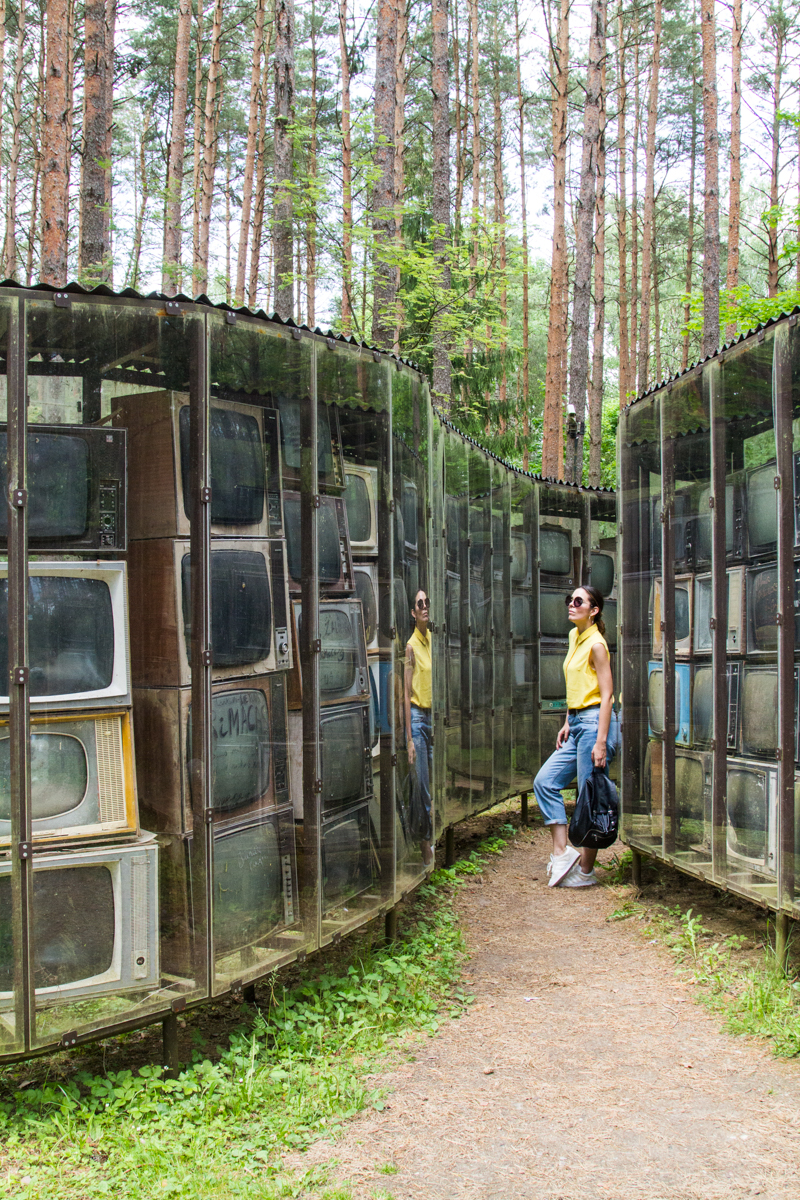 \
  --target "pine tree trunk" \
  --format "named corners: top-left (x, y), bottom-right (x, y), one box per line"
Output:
top-left (636, 0), bottom-right (661, 396)
top-left (700, 0), bottom-right (720, 355)
top-left (129, 104), bottom-right (152, 291)
top-left (273, 0), bottom-right (295, 321)
top-left (224, 135), bottom-right (232, 302)
top-left (542, 0), bottom-right (569, 479)
top-left (339, 0), bottom-right (354, 332)
top-left (565, 0), bottom-right (603, 485)
top-left (41, 0), bottom-right (70, 285)
top-left (80, 0), bottom-right (112, 280)
top-left (492, 11), bottom-right (507, 434)
top-left (453, 0), bottom-right (464, 231)
top-left (196, 0), bottom-right (223, 294)
top-left (4, 0), bottom-right (26, 280)
top-left (191, 0), bottom-right (205, 289)
top-left (466, 0), bottom-right (480, 353)
top-left (234, 0), bottom-right (266, 306)
top-left (629, 29), bottom-right (640, 382)
top-left (767, 21), bottom-right (783, 299)
top-left (515, 0), bottom-right (530, 467)
top-left (371, 0), bottom-right (398, 347)
top-left (249, 40), bottom-right (269, 309)
top-left (0, 2), bottom-right (6, 193)
top-left (103, 0), bottom-right (116, 257)
top-left (726, 0), bottom-right (741, 334)
top-left (27, 14), bottom-right (46, 285)
top-left (588, 22), bottom-right (606, 489)
top-left (163, 0), bottom-right (193, 295)
top-left (392, 0), bottom-right (407, 355)
top-left (616, 12), bottom-right (629, 407)
top-left (682, 20), bottom-right (698, 371)
top-left (653, 245), bottom-right (661, 382)
top-left (306, 0), bottom-right (319, 327)
top-left (431, 0), bottom-right (451, 406)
